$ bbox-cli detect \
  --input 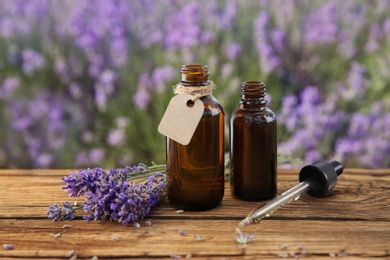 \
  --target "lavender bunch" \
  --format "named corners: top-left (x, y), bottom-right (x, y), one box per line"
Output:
top-left (47, 202), bottom-right (81, 222)
top-left (47, 163), bottom-right (166, 225)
